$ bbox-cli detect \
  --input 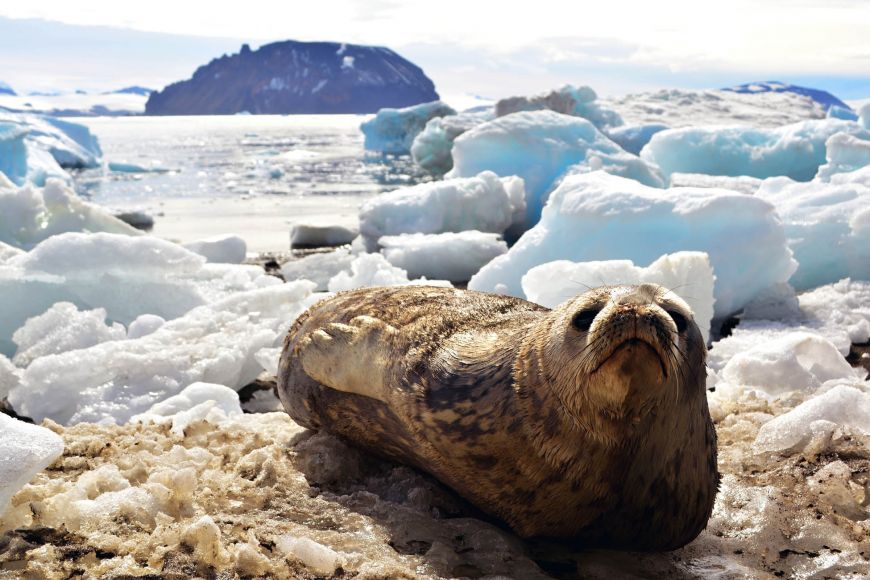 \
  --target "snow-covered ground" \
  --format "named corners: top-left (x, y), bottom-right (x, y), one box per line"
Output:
top-left (1, 81), bottom-right (869, 578)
